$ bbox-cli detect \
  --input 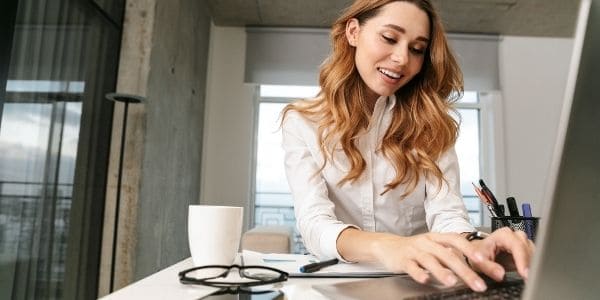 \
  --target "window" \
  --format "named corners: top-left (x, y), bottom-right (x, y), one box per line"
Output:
top-left (0, 1), bottom-right (124, 298)
top-left (454, 91), bottom-right (484, 226)
top-left (253, 86), bottom-right (489, 253)
top-left (253, 85), bottom-right (319, 254)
